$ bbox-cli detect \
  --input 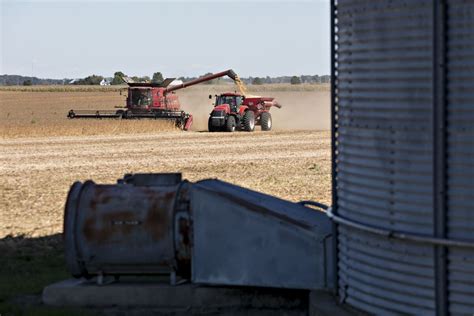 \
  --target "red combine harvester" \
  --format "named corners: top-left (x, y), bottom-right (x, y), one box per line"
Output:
top-left (67, 70), bottom-right (240, 131)
top-left (208, 93), bottom-right (281, 132)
